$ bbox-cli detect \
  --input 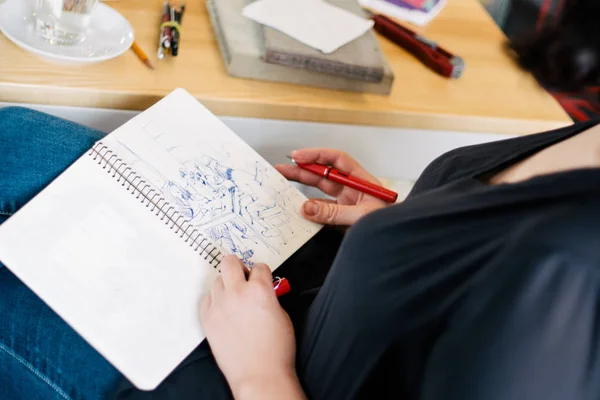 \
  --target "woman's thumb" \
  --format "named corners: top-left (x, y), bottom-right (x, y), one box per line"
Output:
top-left (302, 200), bottom-right (366, 226)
